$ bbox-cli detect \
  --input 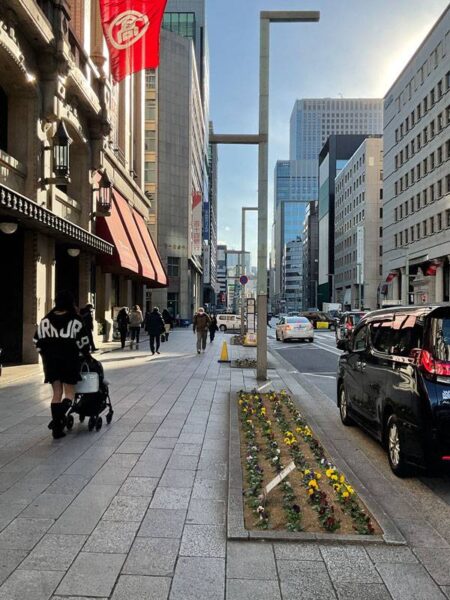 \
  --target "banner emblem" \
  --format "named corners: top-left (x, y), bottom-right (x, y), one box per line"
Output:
top-left (107, 11), bottom-right (150, 50)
